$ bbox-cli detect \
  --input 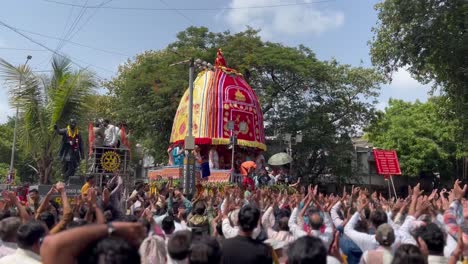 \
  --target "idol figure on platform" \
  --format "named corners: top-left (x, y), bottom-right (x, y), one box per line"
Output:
top-left (55, 118), bottom-right (84, 182)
